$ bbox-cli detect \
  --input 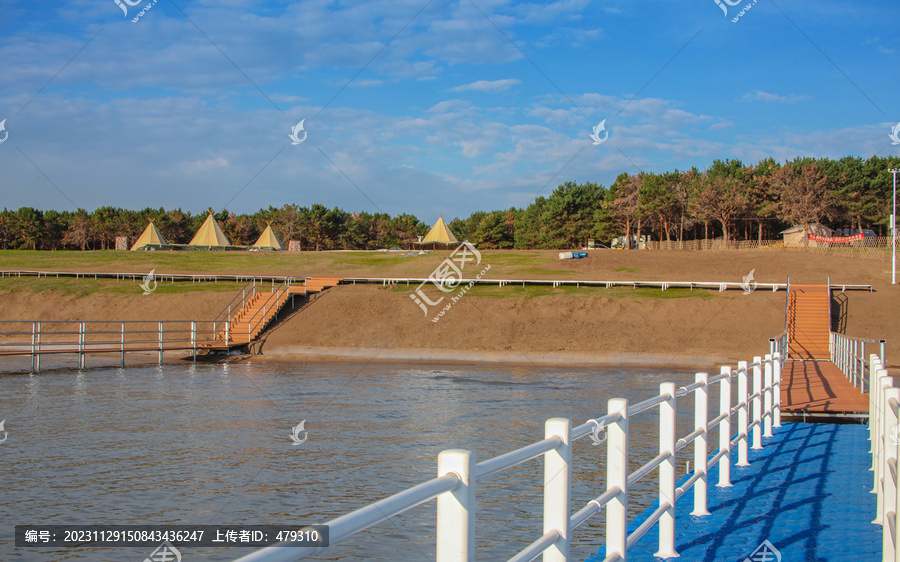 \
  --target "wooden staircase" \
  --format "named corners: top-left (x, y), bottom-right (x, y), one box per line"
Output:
top-left (787, 283), bottom-right (831, 360)
top-left (211, 277), bottom-right (342, 347)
